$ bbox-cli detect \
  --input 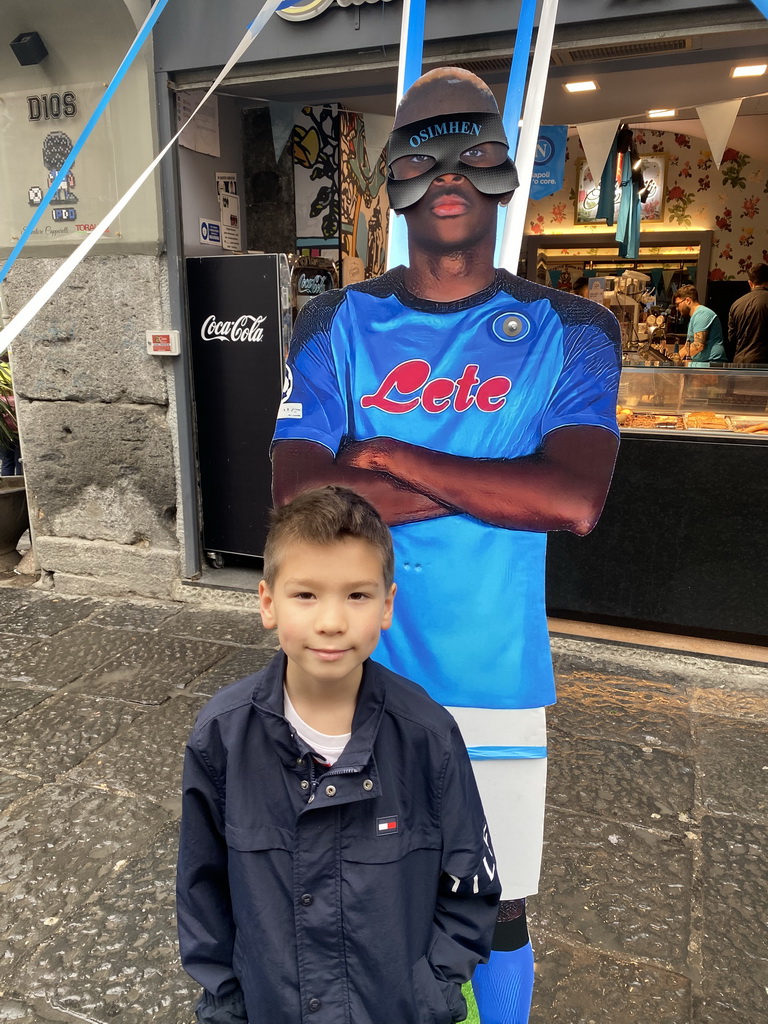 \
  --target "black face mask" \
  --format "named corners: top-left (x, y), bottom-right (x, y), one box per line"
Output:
top-left (386, 111), bottom-right (519, 211)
